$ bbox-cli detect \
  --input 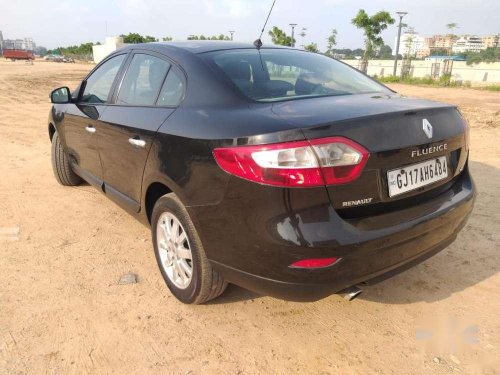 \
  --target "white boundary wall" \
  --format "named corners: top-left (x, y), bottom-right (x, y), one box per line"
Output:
top-left (341, 59), bottom-right (500, 84)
